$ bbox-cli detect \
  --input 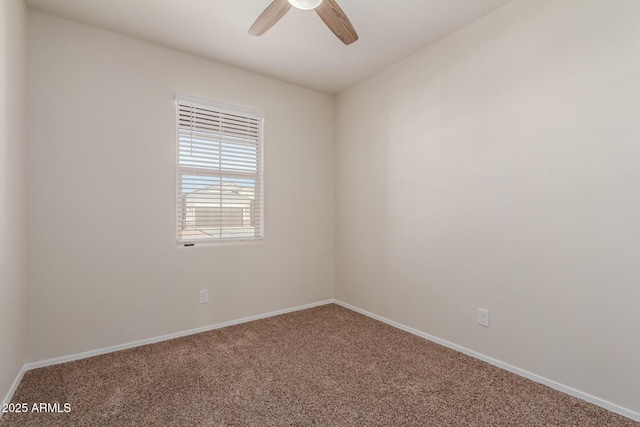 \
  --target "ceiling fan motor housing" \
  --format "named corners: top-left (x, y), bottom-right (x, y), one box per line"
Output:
top-left (288, 0), bottom-right (323, 10)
